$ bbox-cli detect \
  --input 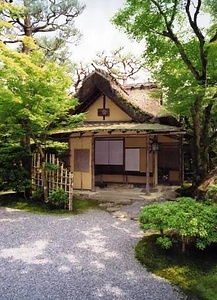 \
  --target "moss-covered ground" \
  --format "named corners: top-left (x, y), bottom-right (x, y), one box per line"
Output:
top-left (0, 192), bottom-right (101, 215)
top-left (135, 234), bottom-right (217, 300)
